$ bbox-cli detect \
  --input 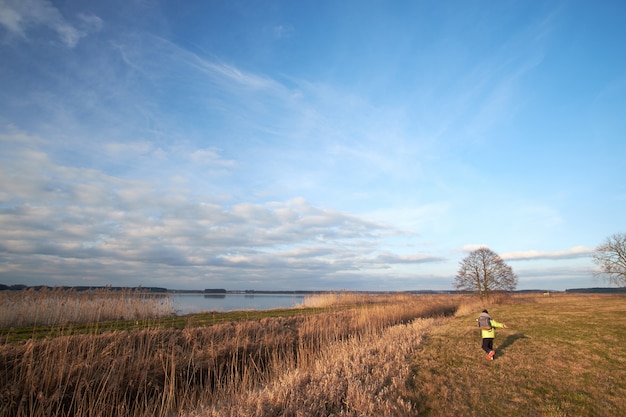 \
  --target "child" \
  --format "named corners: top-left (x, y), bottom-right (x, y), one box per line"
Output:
top-left (478, 309), bottom-right (508, 360)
